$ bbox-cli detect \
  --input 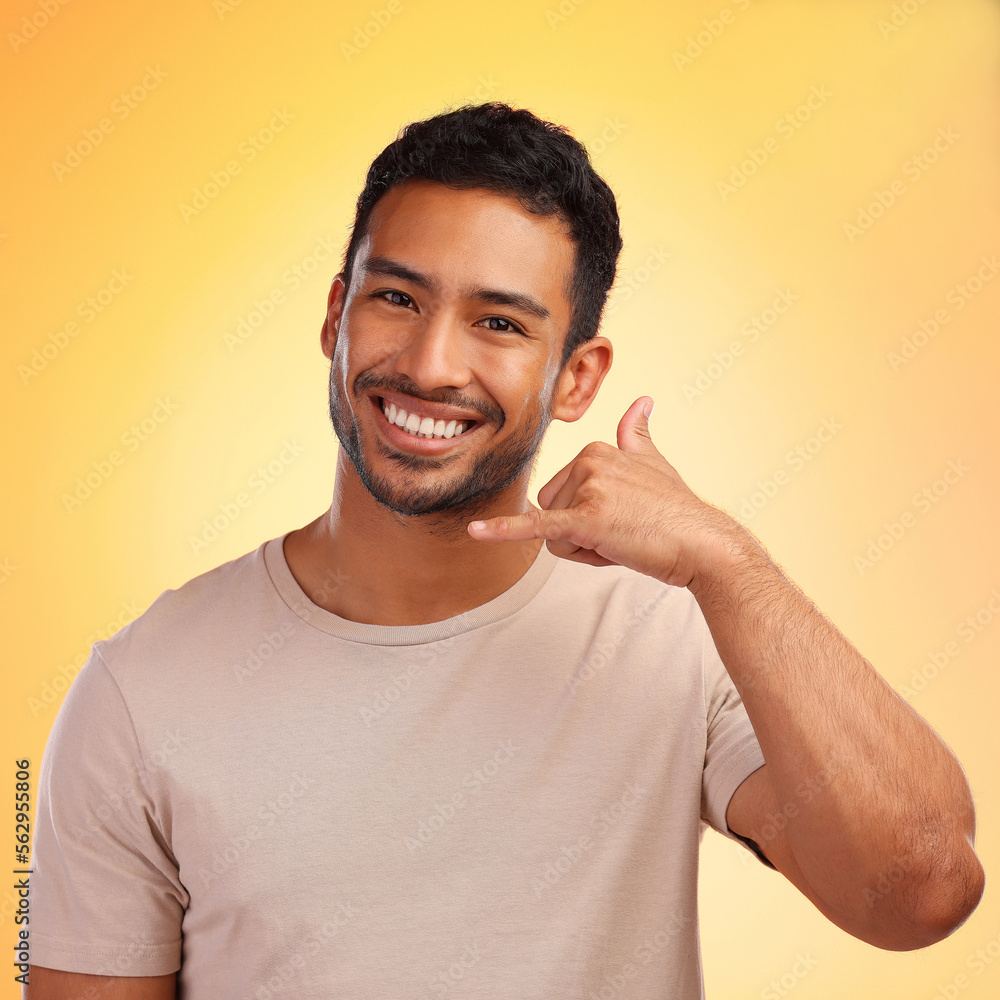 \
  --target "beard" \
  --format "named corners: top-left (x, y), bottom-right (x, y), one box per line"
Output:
top-left (328, 366), bottom-right (551, 535)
